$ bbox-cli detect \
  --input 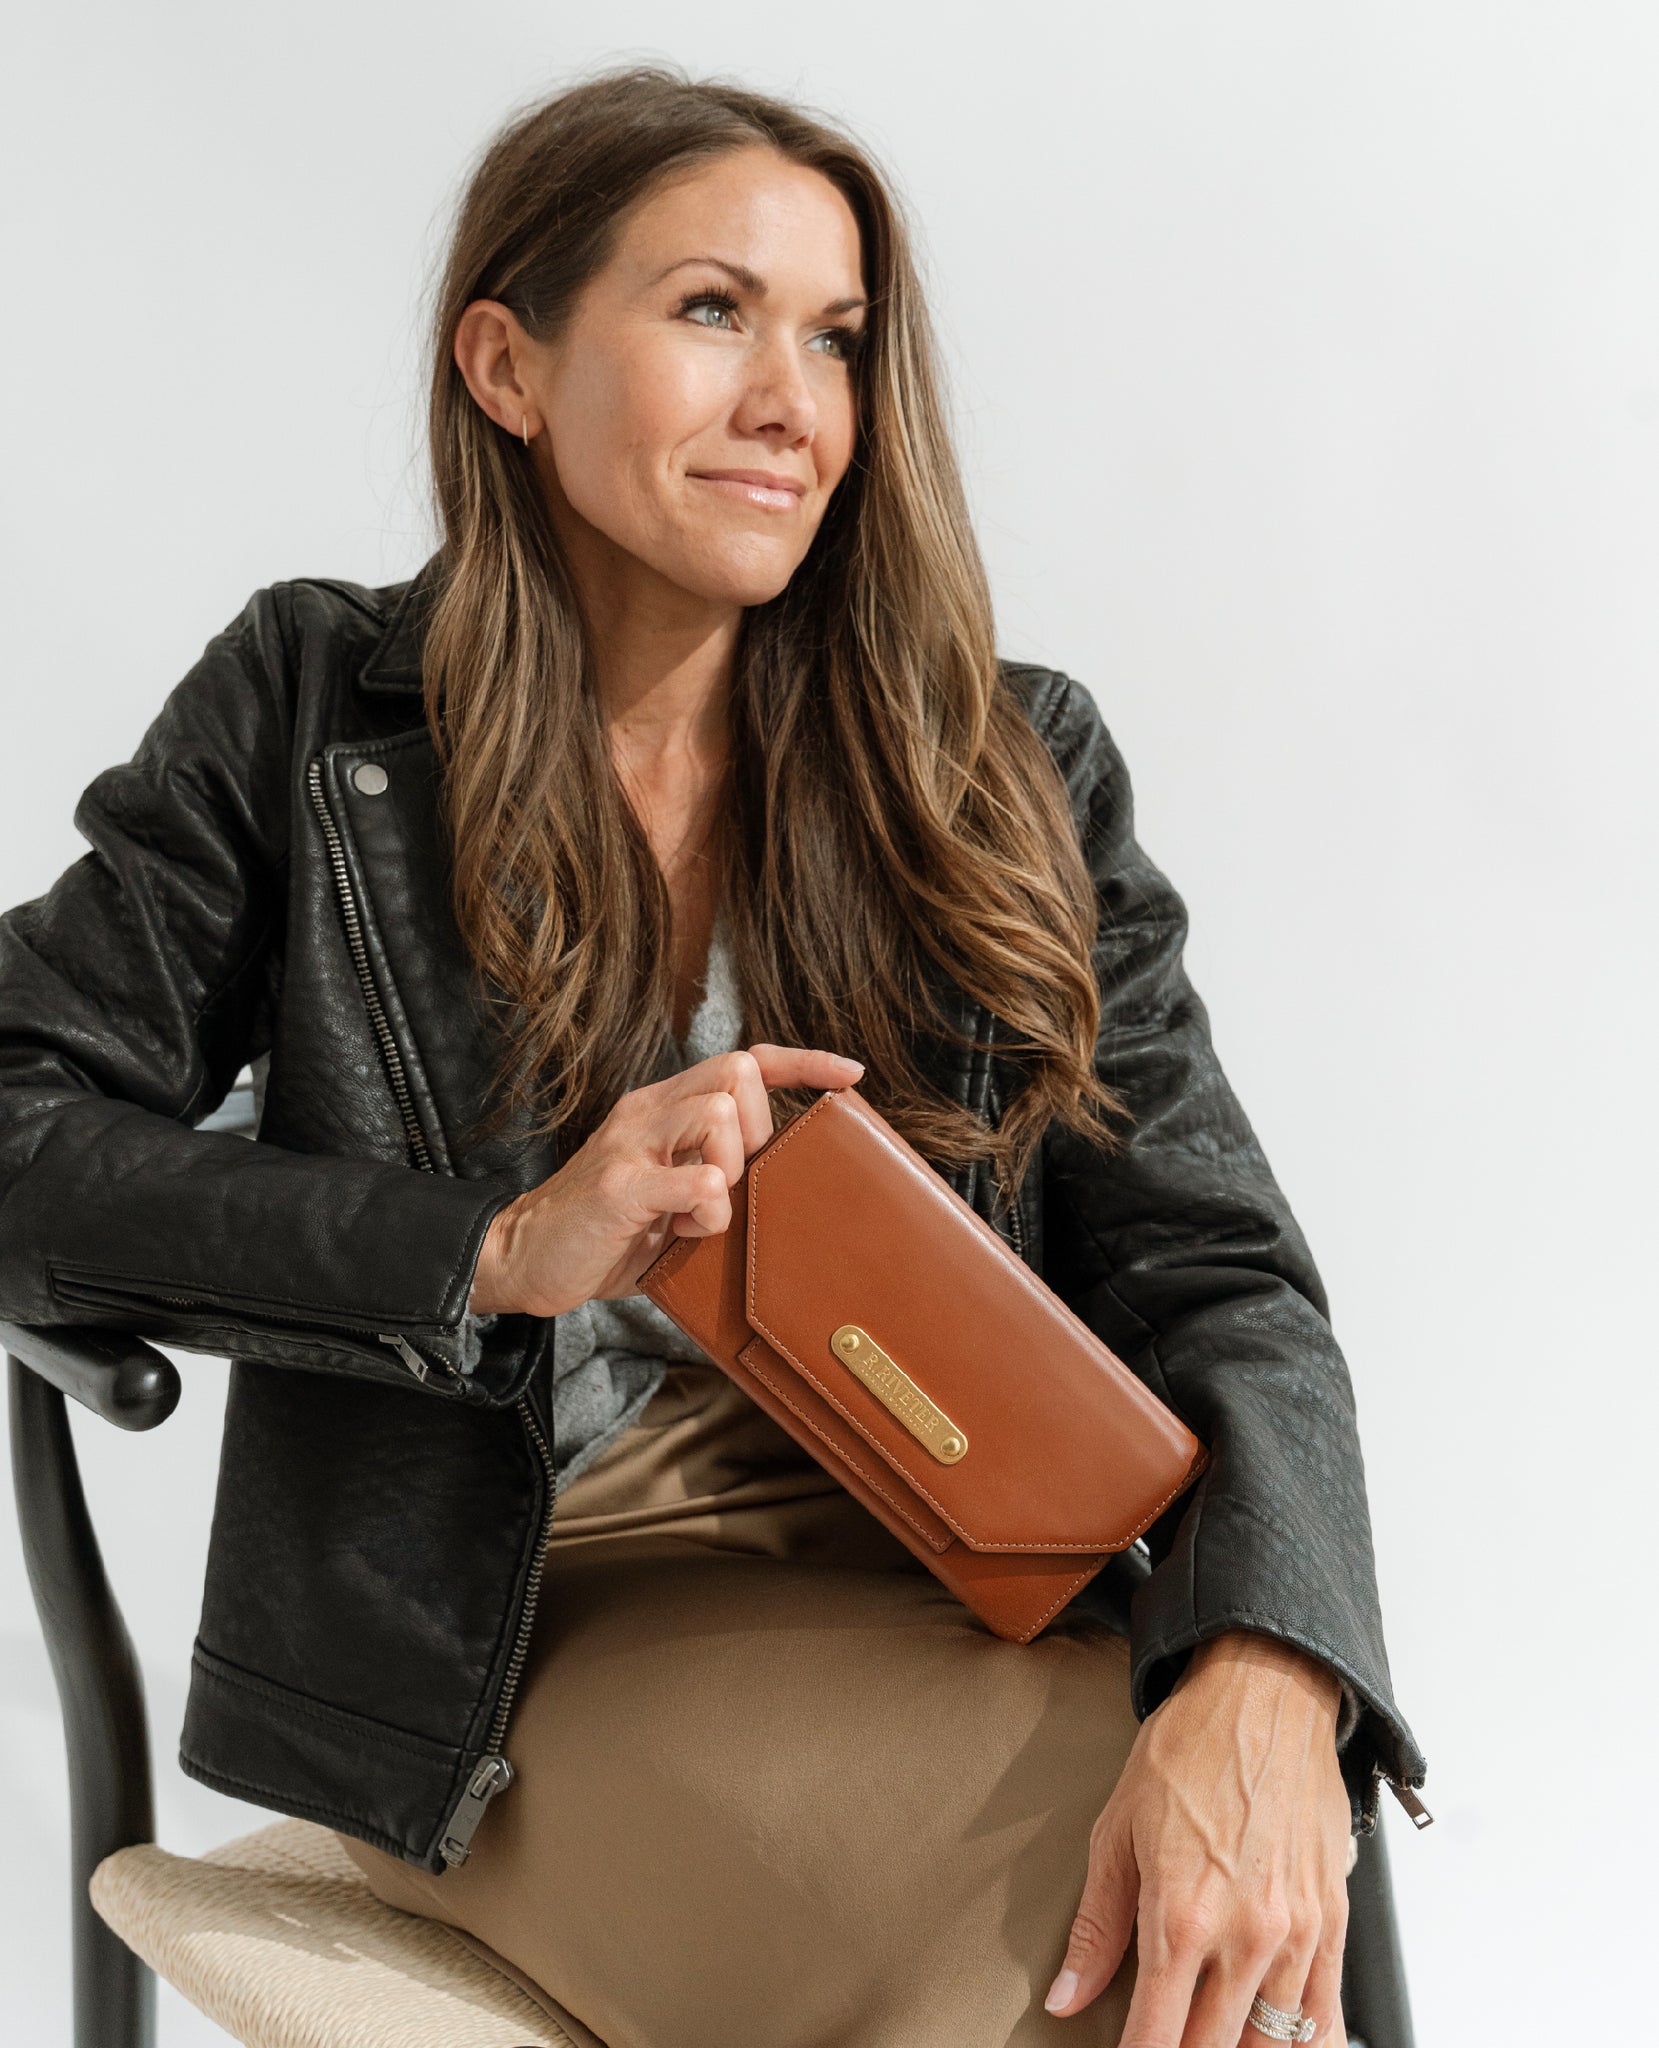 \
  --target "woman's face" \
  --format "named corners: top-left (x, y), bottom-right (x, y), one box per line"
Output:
top-left (457, 146), bottom-right (868, 612)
